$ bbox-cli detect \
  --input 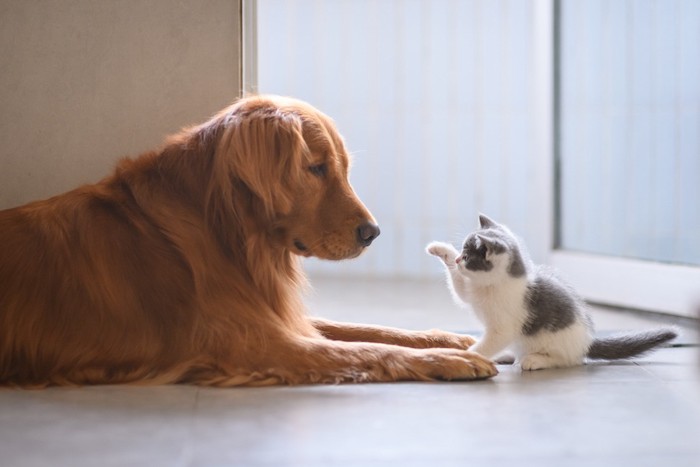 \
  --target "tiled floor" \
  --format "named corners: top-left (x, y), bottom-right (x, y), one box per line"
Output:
top-left (1, 277), bottom-right (698, 467)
